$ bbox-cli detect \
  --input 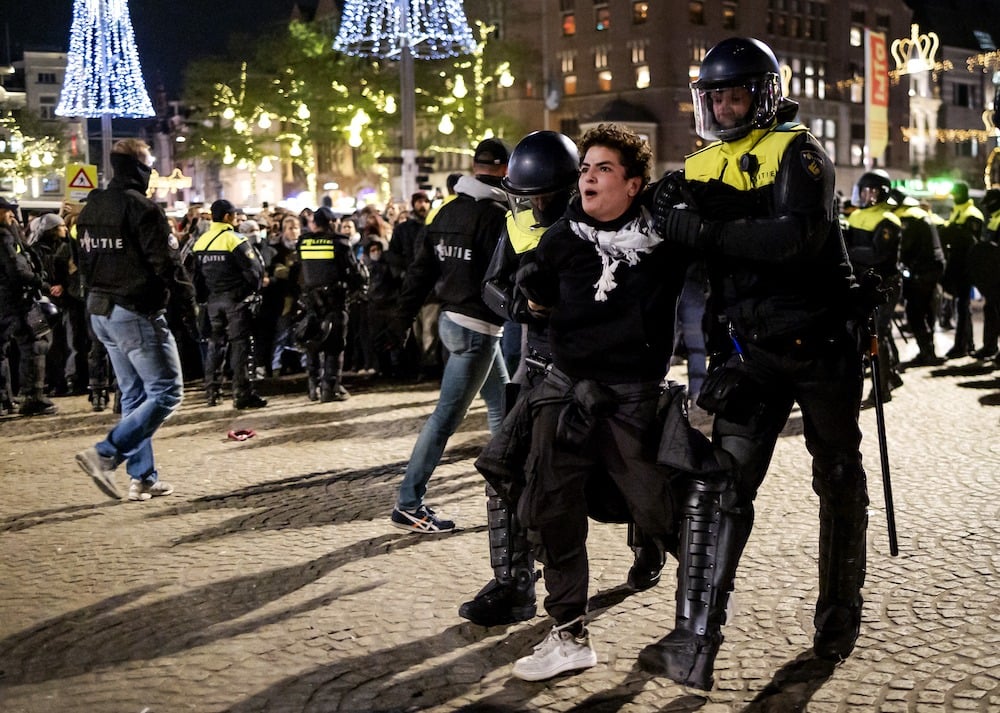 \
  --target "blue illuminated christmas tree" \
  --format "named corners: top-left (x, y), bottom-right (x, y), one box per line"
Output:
top-left (333, 0), bottom-right (475, 197)
top-left (55, 0), bottom-right (154, 119)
